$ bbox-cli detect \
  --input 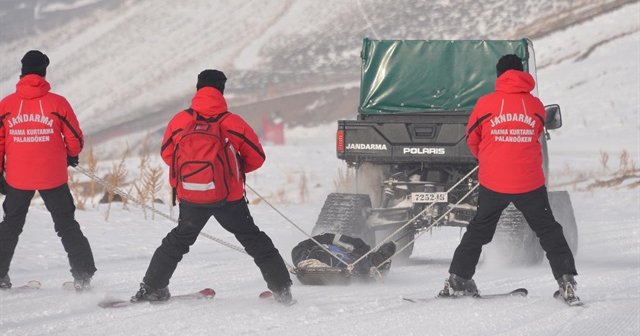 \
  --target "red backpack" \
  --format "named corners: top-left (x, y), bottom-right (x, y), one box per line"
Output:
top-left (171, 109), bottom-right (238, 206)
